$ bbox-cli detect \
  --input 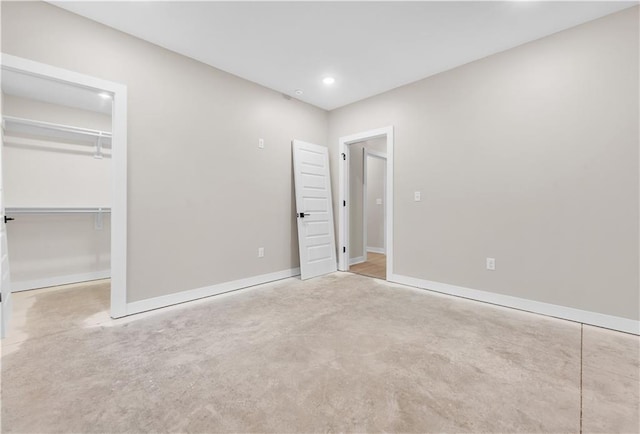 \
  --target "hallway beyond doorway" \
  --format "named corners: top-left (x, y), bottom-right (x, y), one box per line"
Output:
top-left (350, 252), bottom-right (386, 280)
